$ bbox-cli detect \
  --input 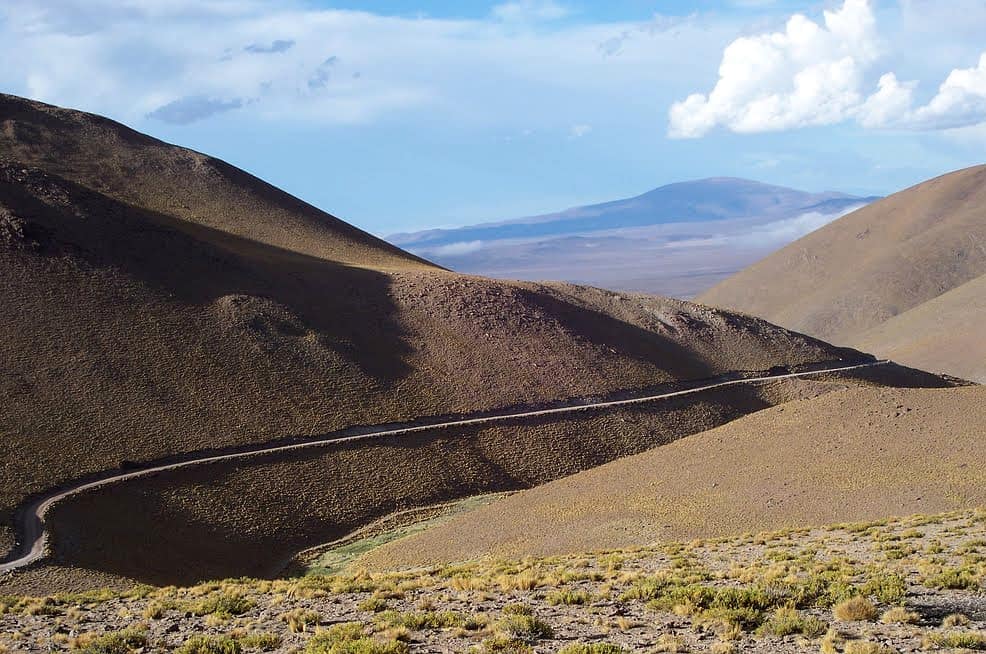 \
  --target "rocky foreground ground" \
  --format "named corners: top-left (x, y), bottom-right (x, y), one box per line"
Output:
top-left (1, 509), bottom-right (984, 653)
